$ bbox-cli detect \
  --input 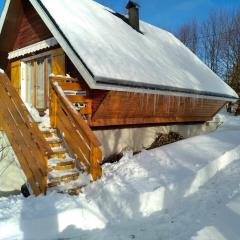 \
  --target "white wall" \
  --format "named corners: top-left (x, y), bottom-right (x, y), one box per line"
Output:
top-left (94, 120), bottom-right (221, 159)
